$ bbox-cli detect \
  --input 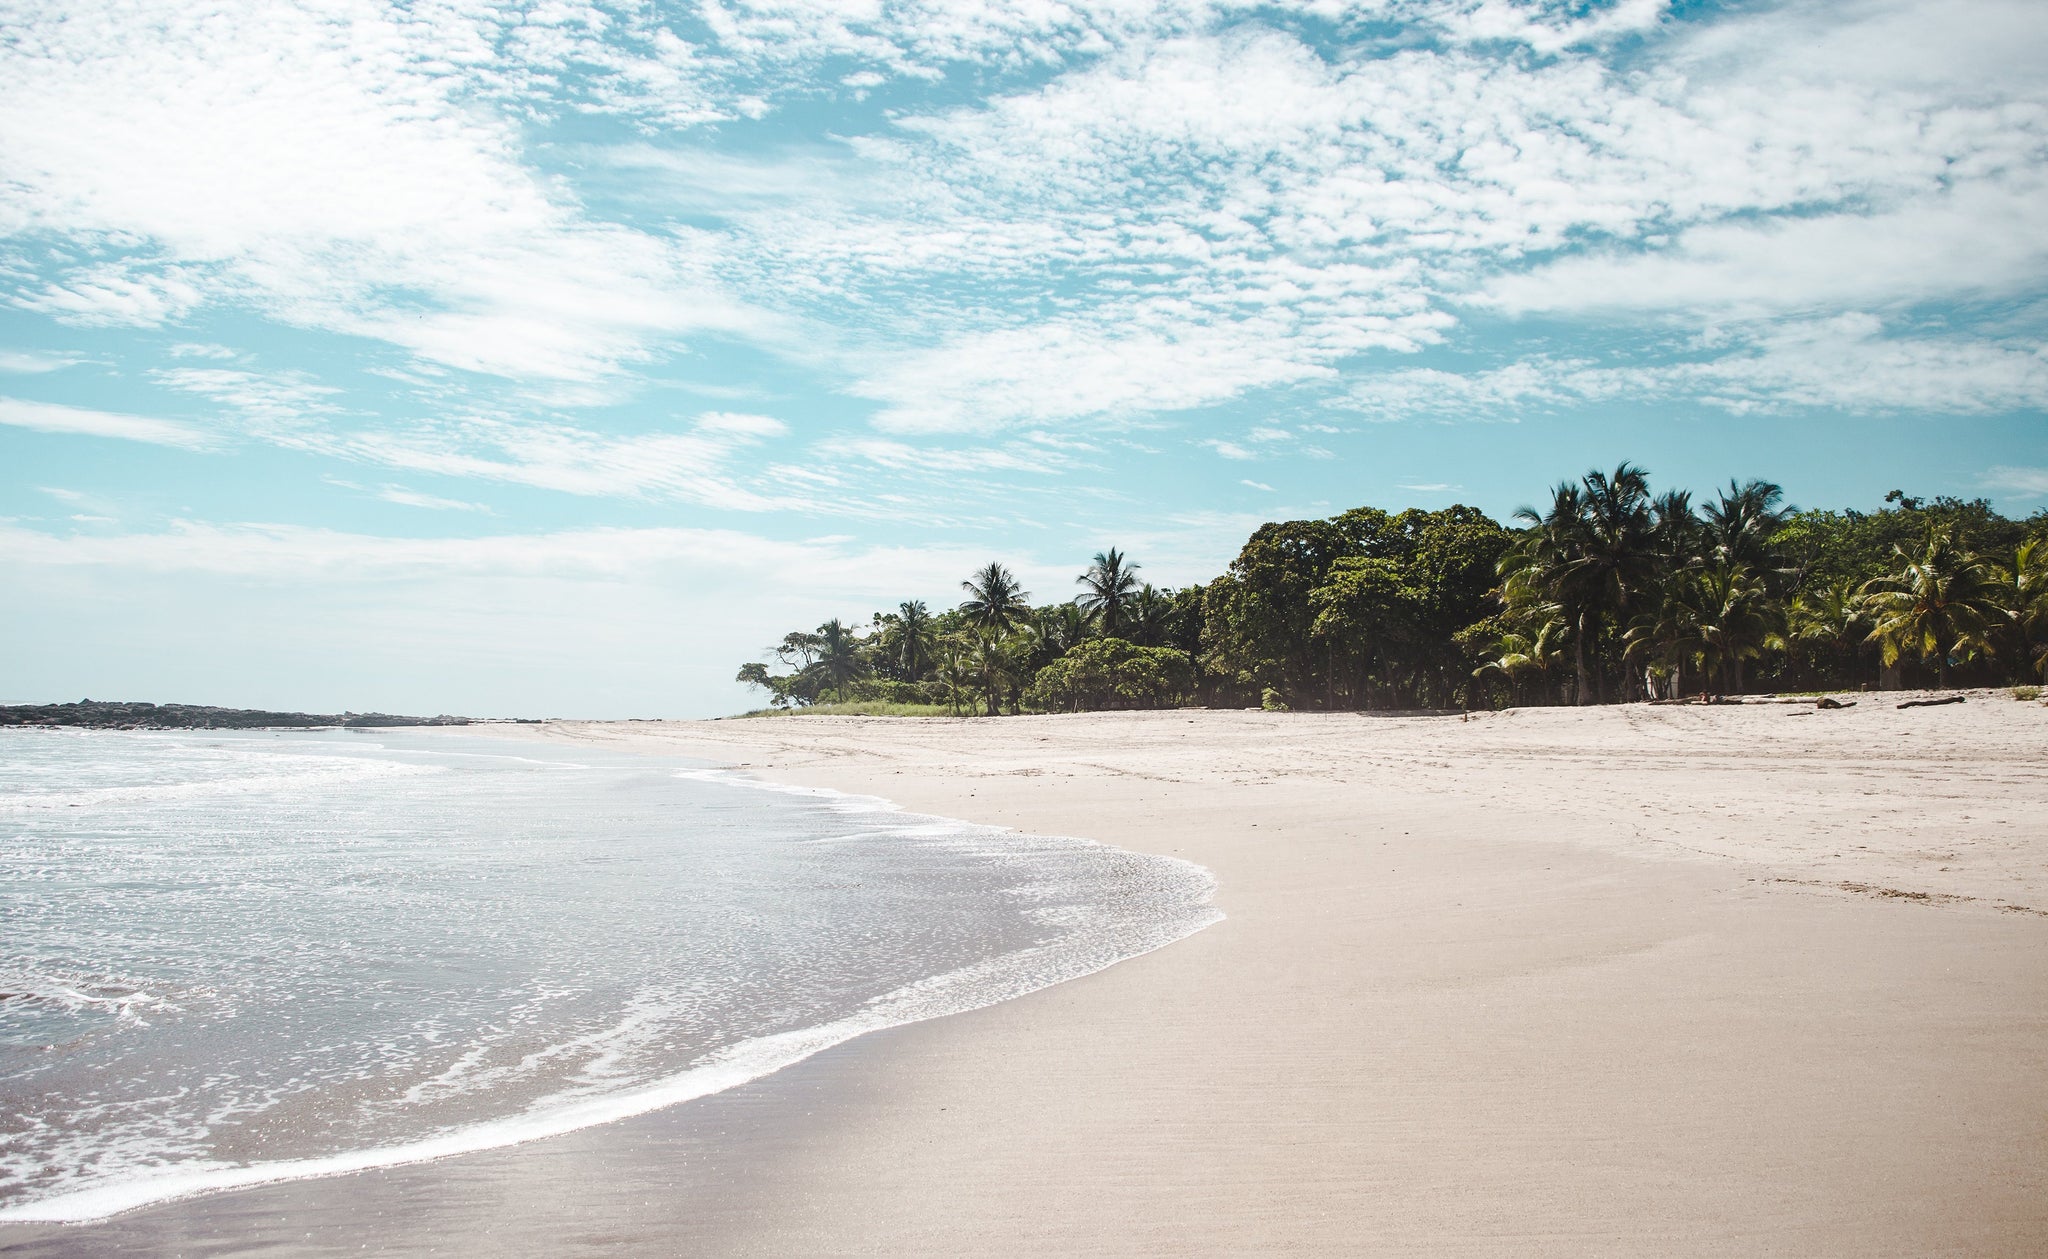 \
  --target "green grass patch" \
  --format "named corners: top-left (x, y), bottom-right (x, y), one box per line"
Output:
top-left (735, 701), bottom-right (958, 718)
top-left (2015, 685), bottom-right (2042, 702)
